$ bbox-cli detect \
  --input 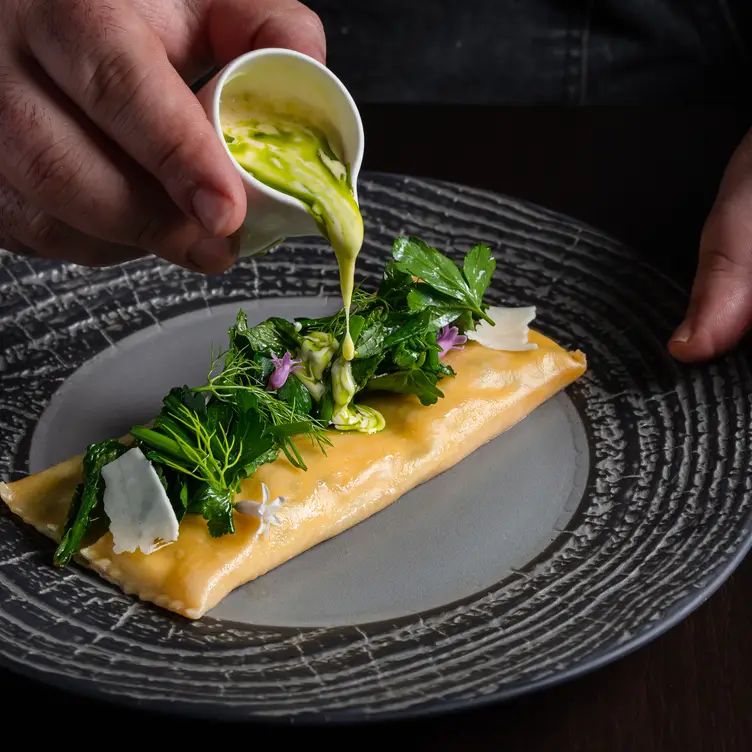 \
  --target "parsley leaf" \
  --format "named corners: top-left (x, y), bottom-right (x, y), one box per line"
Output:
top-left (462, 243), bottom-right (496, 301)
top-left (392, 236), bottom-right (494, 324)
top-left (381, 309), bottom-right (451, 350)
top-left (355, 313), bottom-right (387, 358)
top-left (193, 484), bottom-right (235, 538)
top-left (351, 353), bottom-right (385, 390)
top-left (391, 341), bottom-right (426, 369)
top-left (393, 236), bottom-right (467, 298)
top-left (267, 317), bottom-right (302, 349)
top-left (377, 261), bottom-right (413, 305)
top-left (348, 314), bottom-right (366, 346)
top-left (233, 317), bottom-right (300, 356)
top-left (278, 374), bottom-right (313, 416)
top-left (365, 369), bottom-right (445, 406)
